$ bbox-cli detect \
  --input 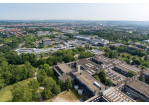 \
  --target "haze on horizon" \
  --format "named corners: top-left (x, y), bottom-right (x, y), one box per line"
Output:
top-left (0, 3), bottom-right (149, 21)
